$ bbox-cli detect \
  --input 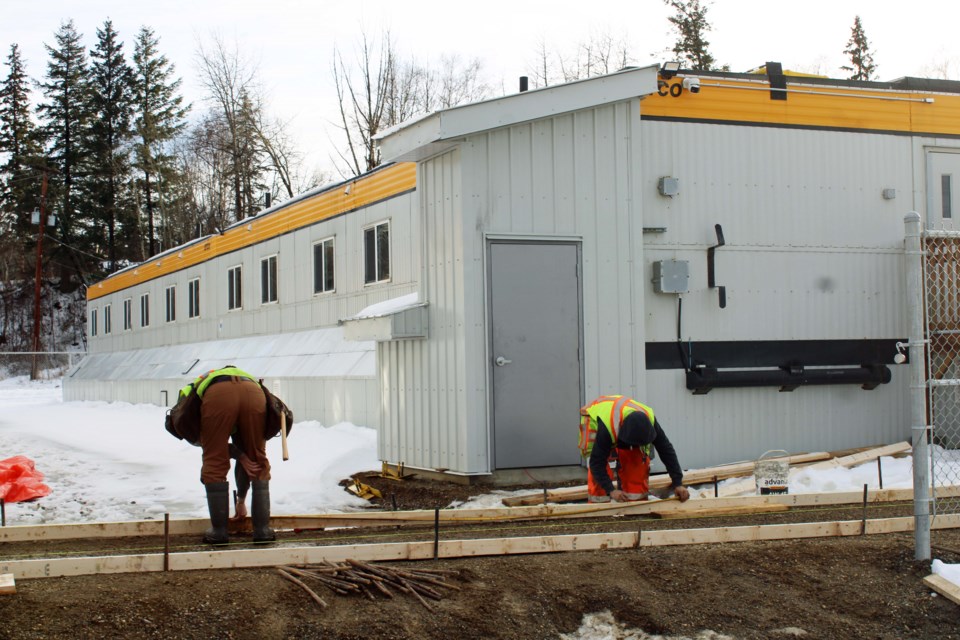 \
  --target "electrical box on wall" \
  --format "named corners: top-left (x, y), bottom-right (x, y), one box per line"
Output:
top-left (652, 260), bottom-right (689, 293)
